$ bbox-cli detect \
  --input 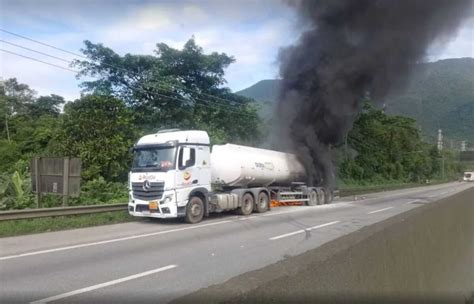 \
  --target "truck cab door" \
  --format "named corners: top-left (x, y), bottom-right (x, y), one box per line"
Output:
top-left (175, 145), bottom-right (211, 209)
top-left (176, 146), bottom-right (198, 189)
